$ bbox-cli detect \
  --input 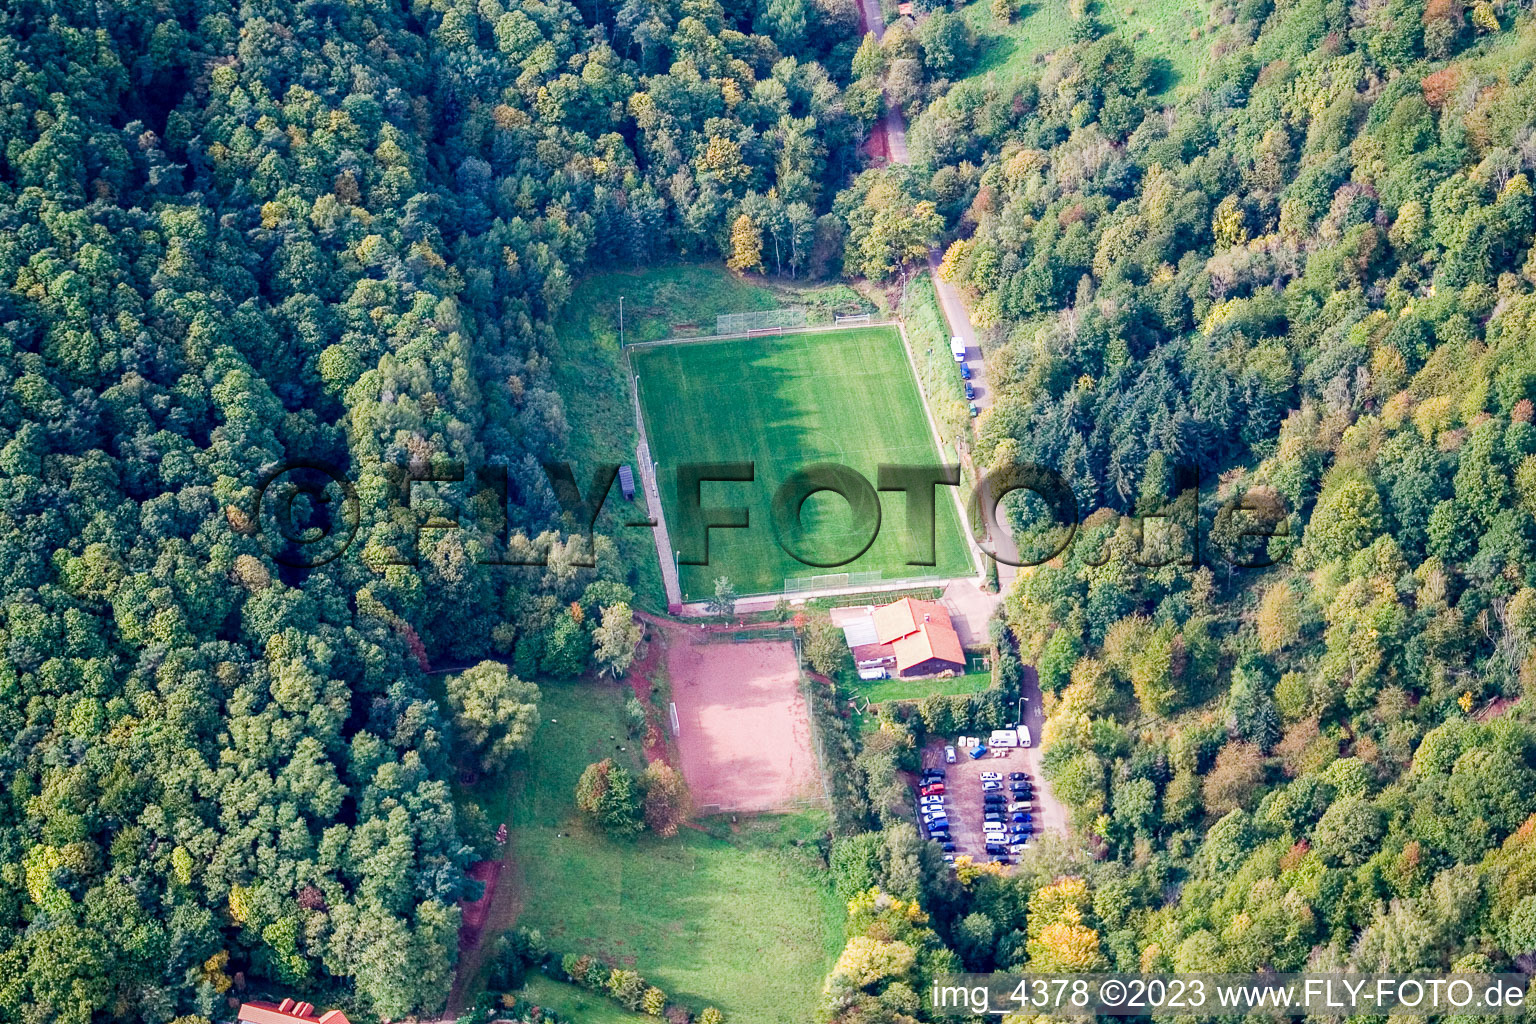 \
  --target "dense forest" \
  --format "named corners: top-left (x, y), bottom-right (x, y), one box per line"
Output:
top-left (4, 0), bottom-right (1536, 1016)
top-left (811, 0), bottom-right (1536, 1018)
top-left (0, 0), bottom-right (876, 1016)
